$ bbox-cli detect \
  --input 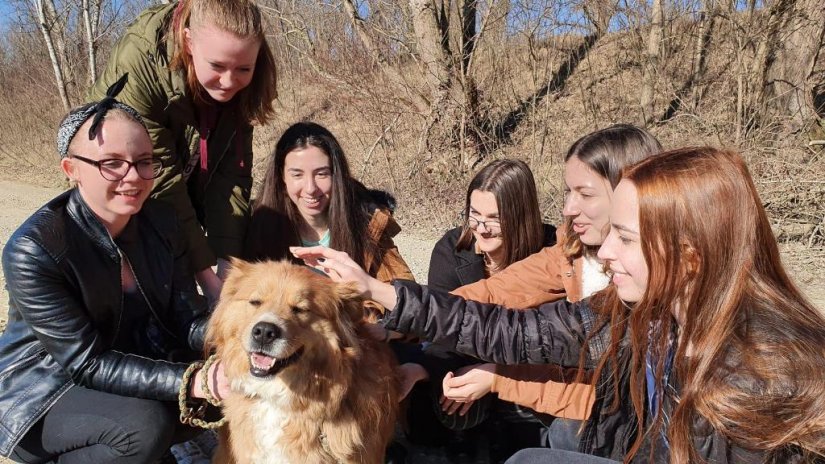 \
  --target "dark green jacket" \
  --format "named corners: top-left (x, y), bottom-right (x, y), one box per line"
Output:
top-left (88, 2), bottom-right (253, 272)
